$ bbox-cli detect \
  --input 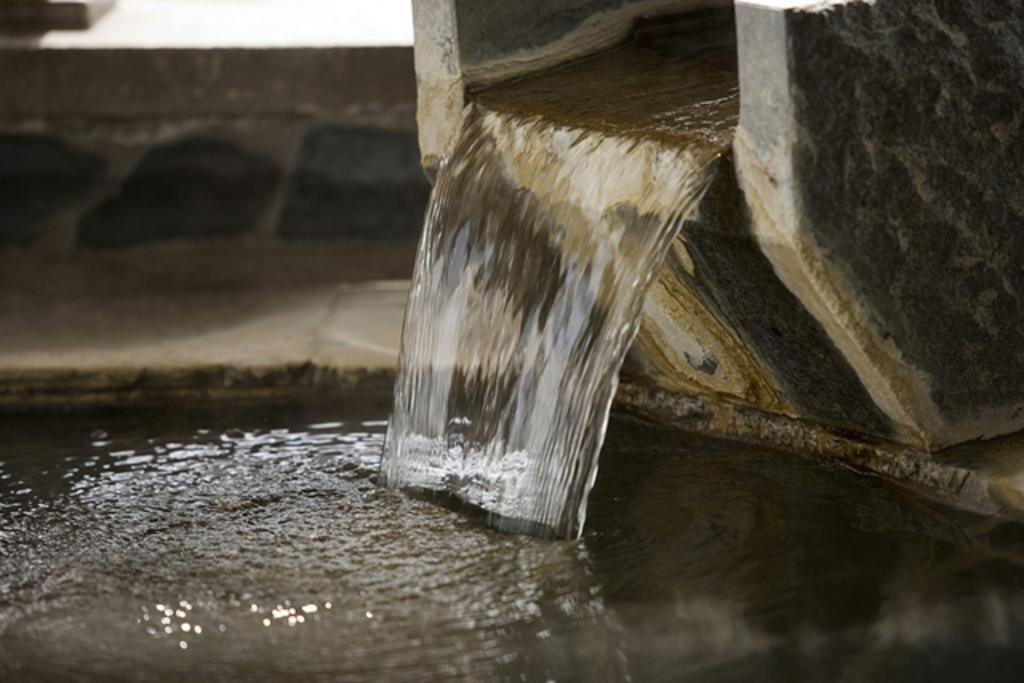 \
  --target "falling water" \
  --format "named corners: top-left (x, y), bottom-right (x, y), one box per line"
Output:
top-left (382, 23), bottom-right (739, 539)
